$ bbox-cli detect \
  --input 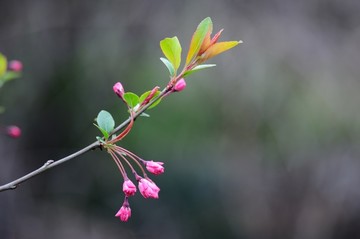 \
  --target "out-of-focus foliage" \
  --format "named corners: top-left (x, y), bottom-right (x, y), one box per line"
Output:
top-left (1, 0), bottom-right (360, 239)
top-left (0, 53), bottom-right (21, 88)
